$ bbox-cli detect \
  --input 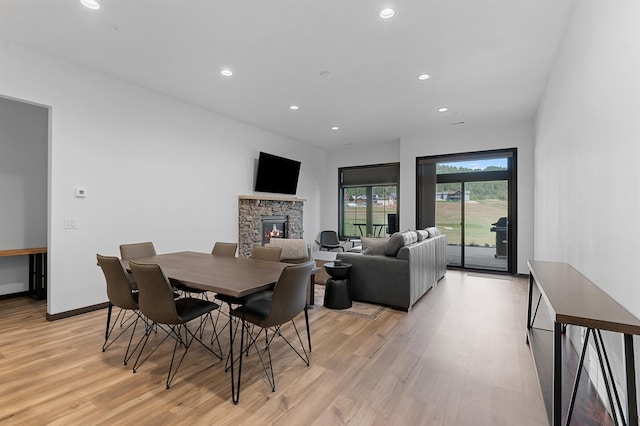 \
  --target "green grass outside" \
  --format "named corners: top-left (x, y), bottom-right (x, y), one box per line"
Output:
top-left (343, 206), bottom-right (395, 237)
top-left (436, 199), bottom-right (507, 246)
top-left (342, 199), bottom-right (506, 245)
